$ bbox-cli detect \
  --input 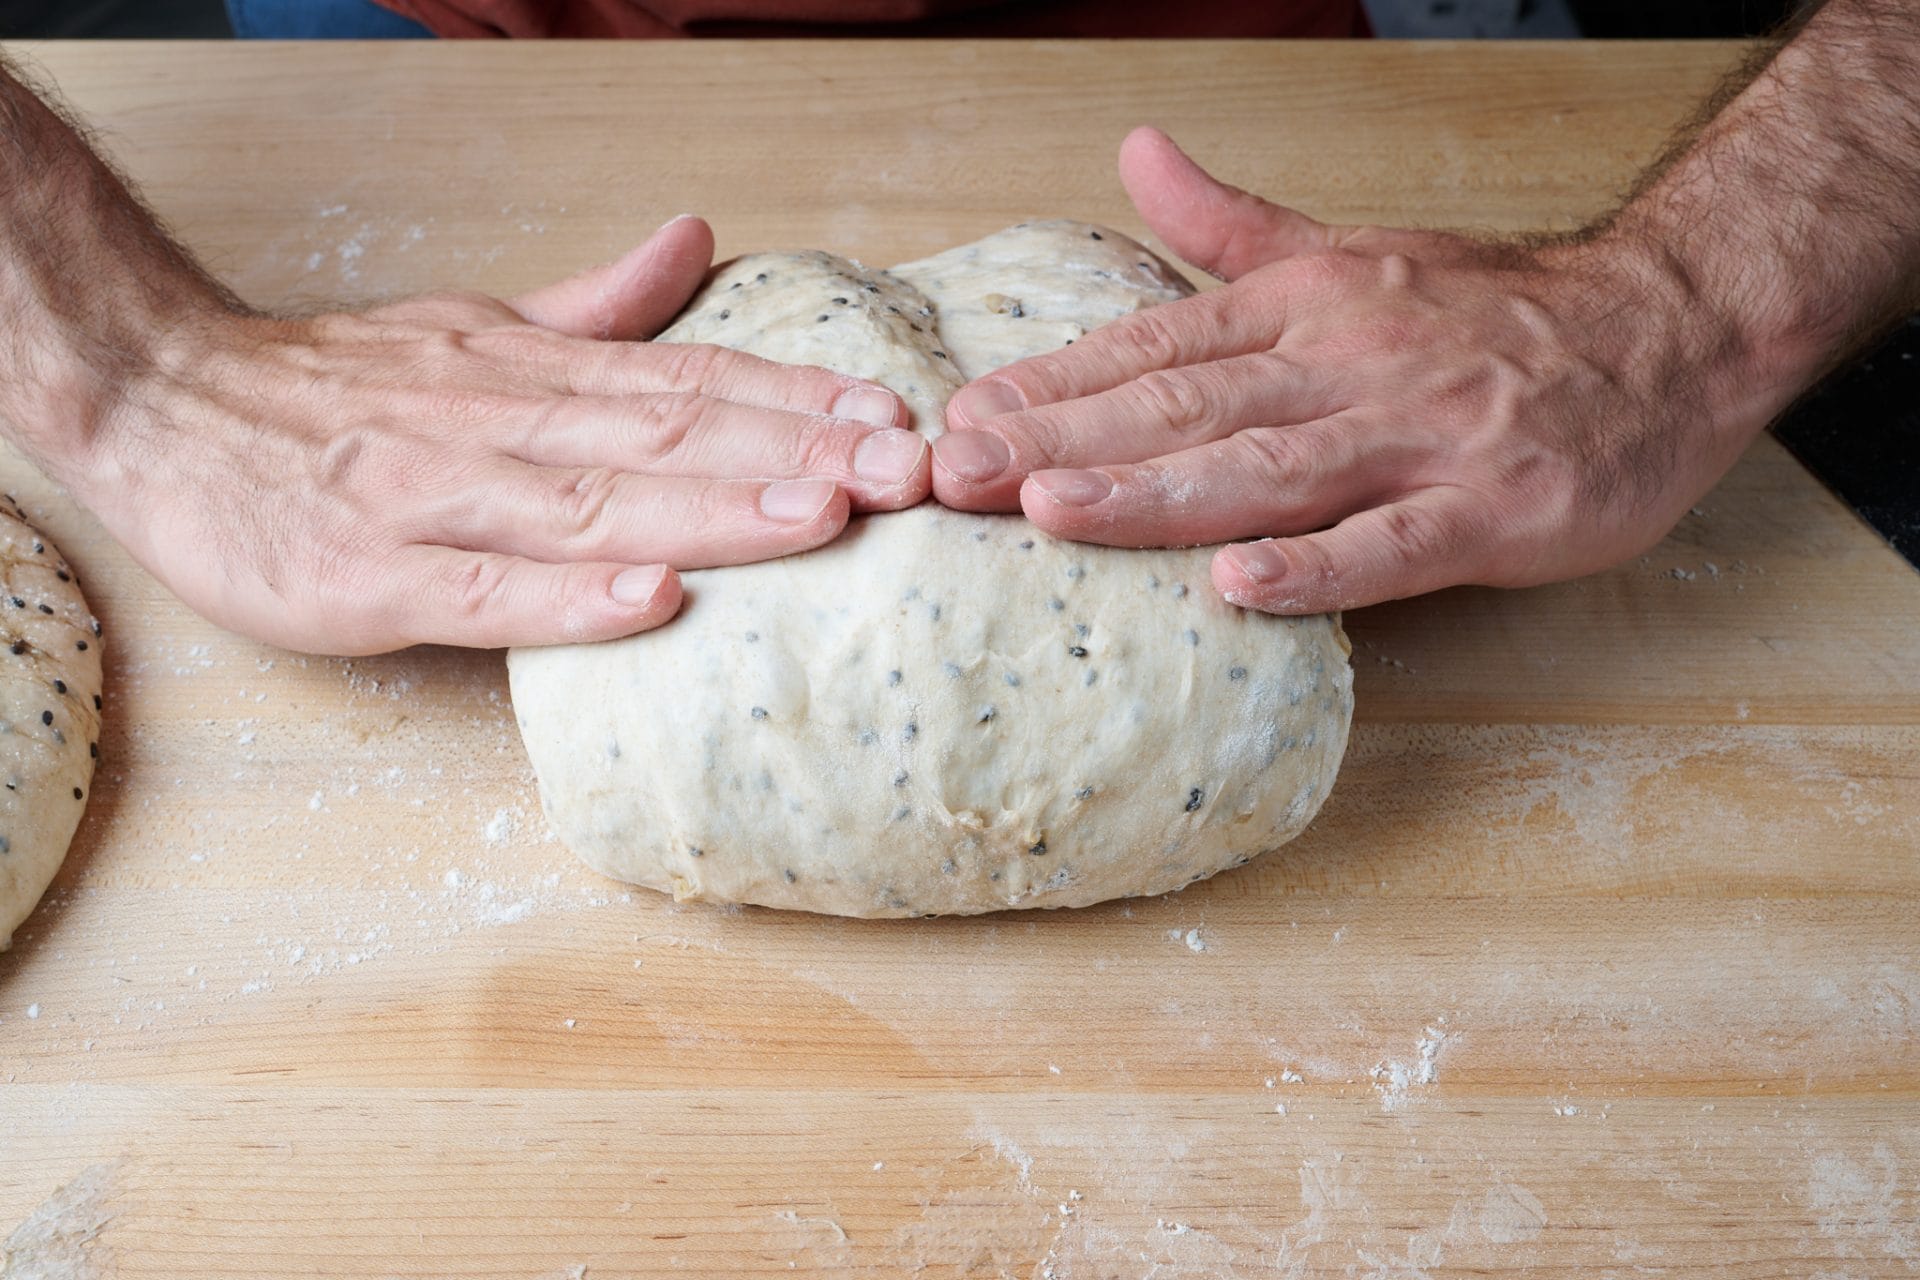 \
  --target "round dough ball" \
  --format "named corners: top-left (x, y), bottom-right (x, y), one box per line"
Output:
top-left (508, 222), bottom-right (1352, 917)
top-left (0, 502), bottom-right (103, 950)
